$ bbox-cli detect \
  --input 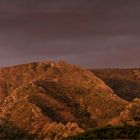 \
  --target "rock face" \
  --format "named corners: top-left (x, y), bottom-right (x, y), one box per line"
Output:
top-left (0, 61), bottom-right (127, 139)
